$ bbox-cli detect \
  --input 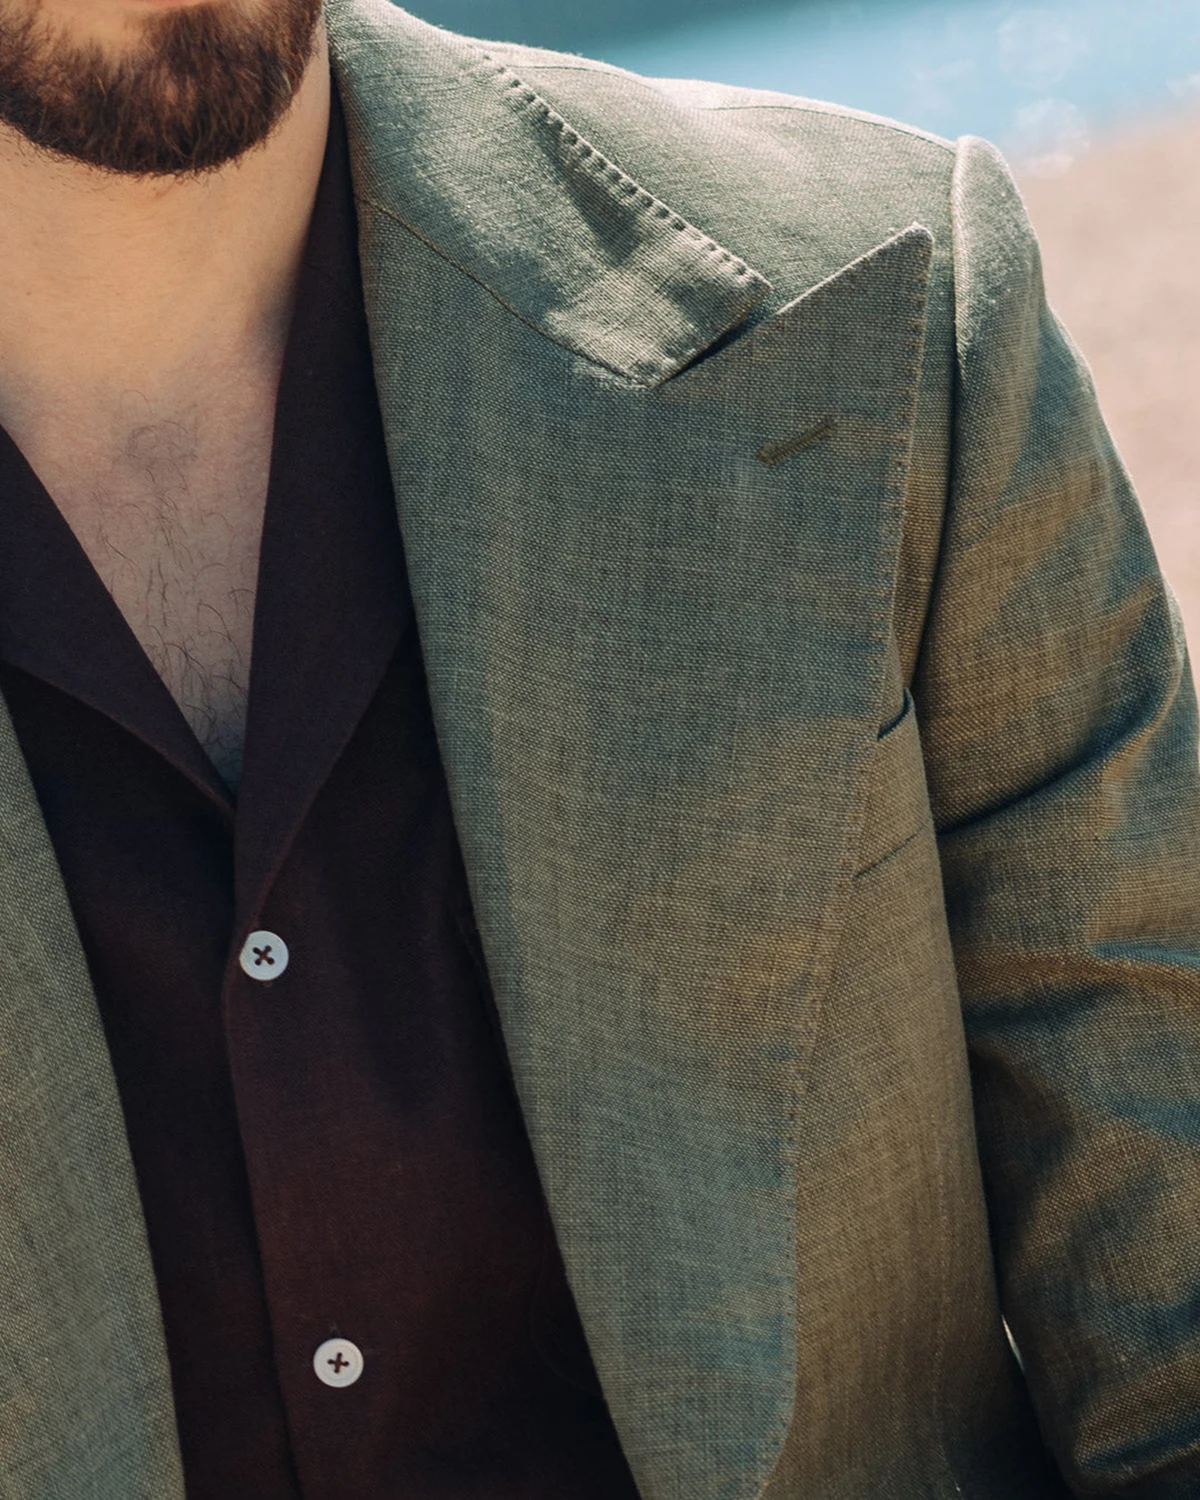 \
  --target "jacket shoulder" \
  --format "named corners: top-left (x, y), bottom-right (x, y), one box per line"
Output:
top-left (480, 35), bottom-right (954, 151)
top-left (458, 34), bottom-right (958, 295)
